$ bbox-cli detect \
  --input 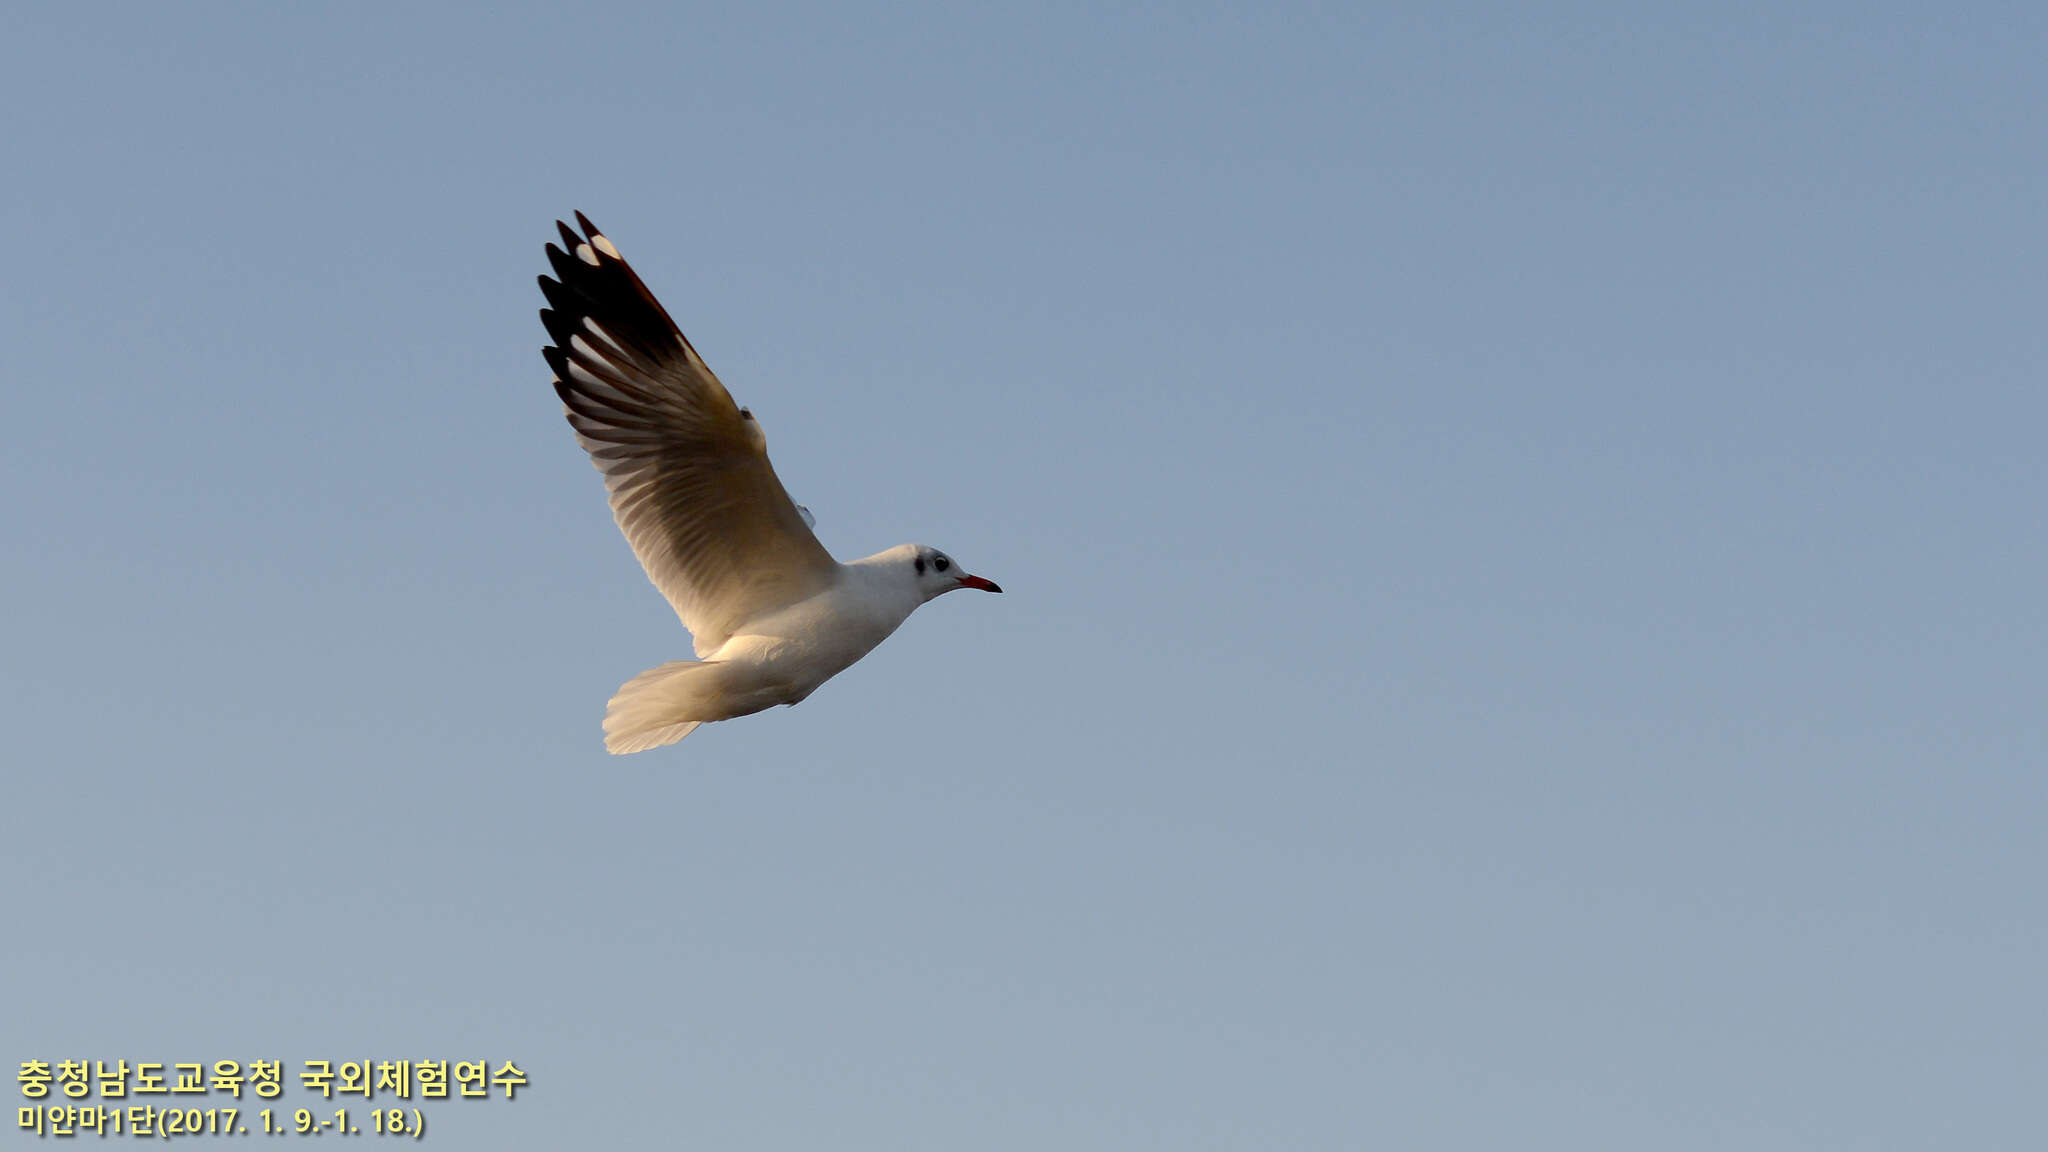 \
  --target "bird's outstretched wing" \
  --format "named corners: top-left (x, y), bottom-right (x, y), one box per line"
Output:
top-left (540, 213), bottom-right (839, 657)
